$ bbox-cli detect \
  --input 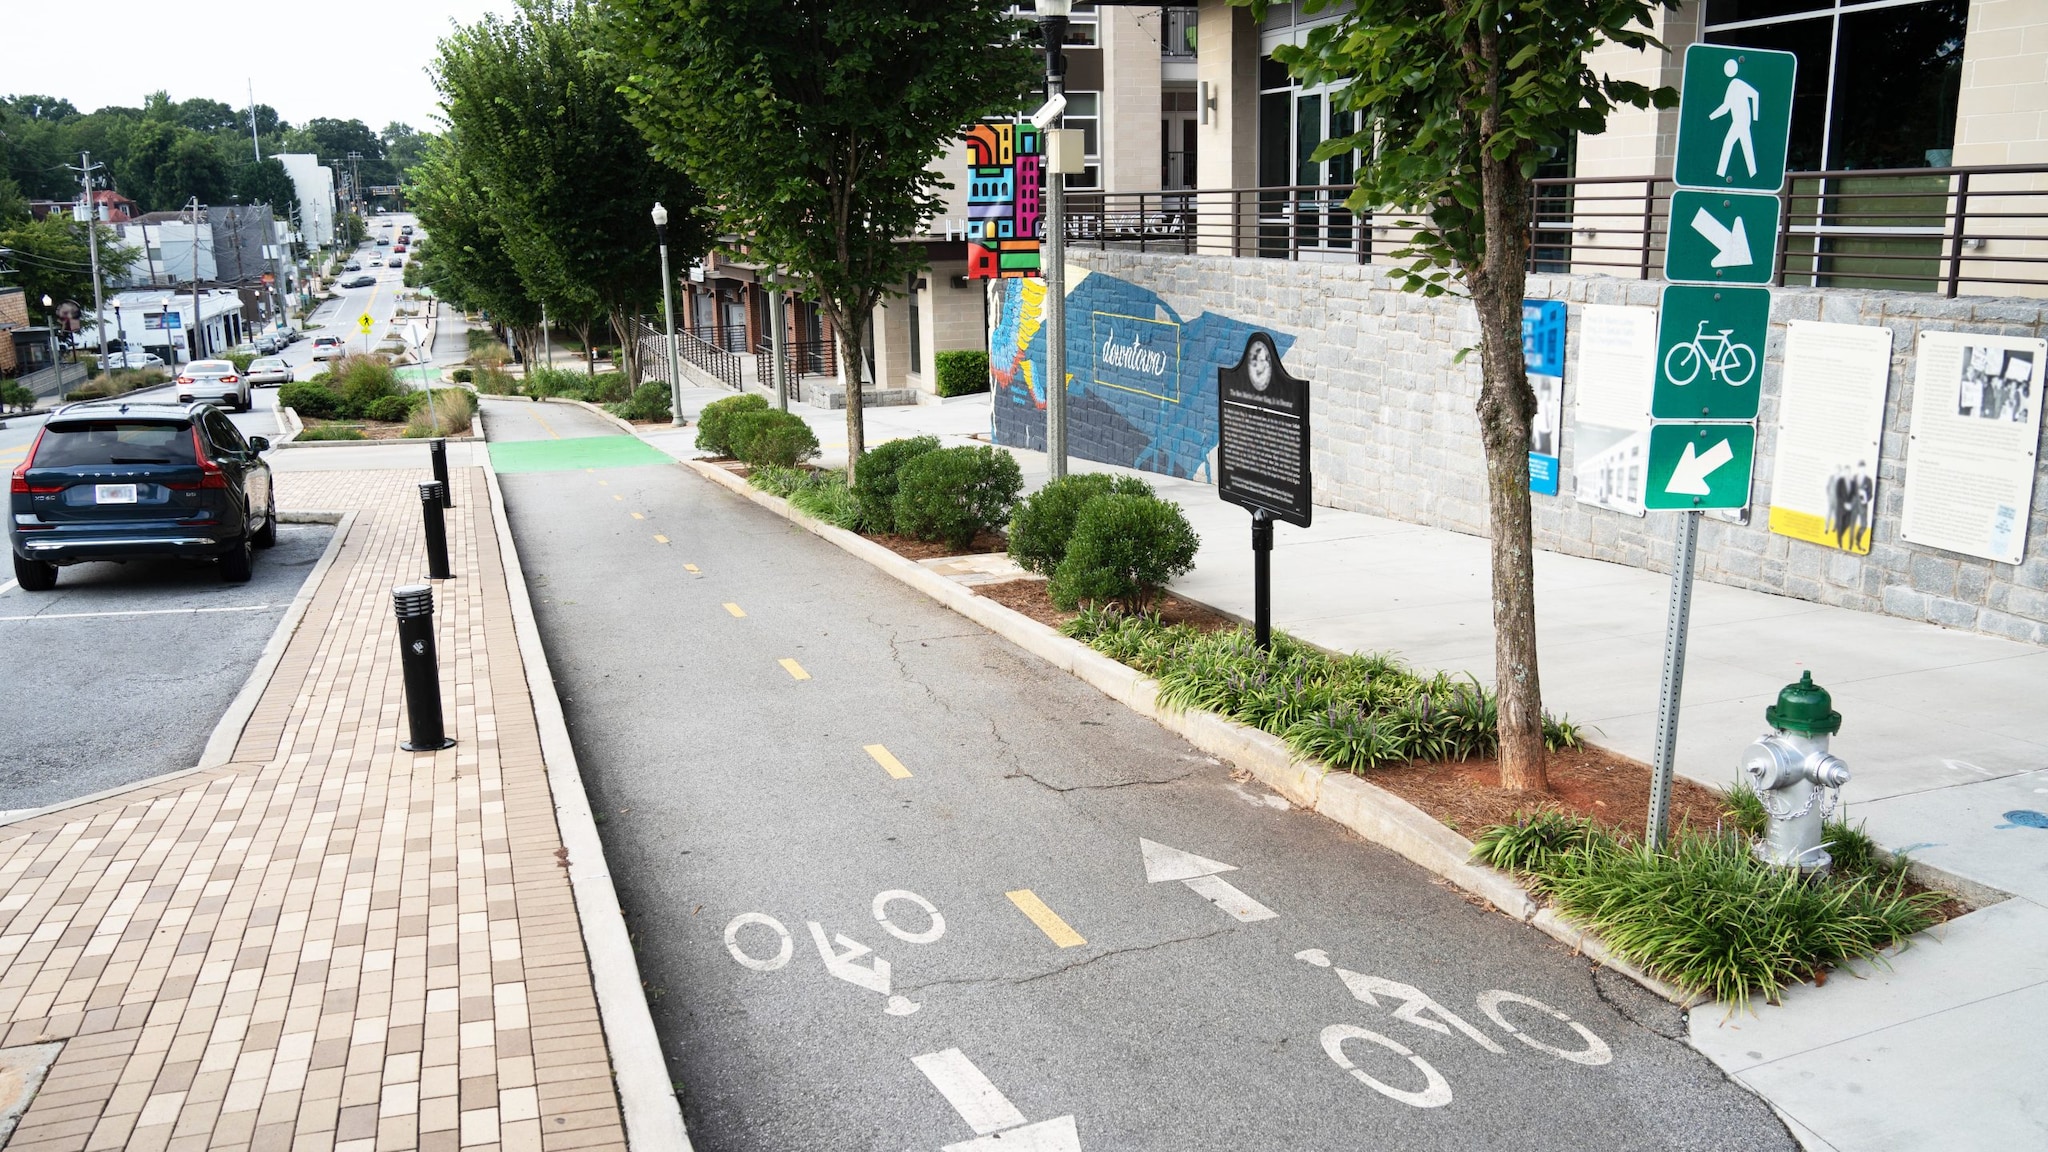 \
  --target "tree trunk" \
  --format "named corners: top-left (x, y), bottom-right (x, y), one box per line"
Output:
top-left (1470, 149), bottom-right (1548, 794)
top-left (835, 306), bottom-right (868, 485)
top-left (609, 308), bottom-right (639, 385)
